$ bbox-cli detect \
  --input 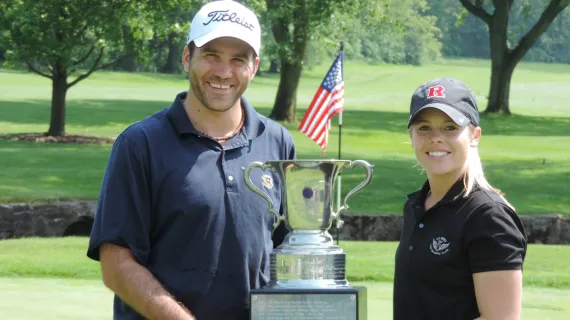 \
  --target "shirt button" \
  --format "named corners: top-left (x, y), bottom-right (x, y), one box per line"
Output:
top-left (419, 223), bottom-right (424, 229)
top-left (228, 175), bottom-right (234, 181)
top-left (408, 245), bottom-right (413, 251)
top-left (415, 205), bottom-right (421, 209)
